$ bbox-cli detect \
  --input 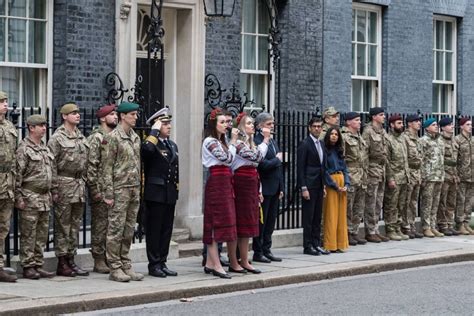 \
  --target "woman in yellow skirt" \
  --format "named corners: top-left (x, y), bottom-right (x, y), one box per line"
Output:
top-left (322, 127), bottom-right (350, 253)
